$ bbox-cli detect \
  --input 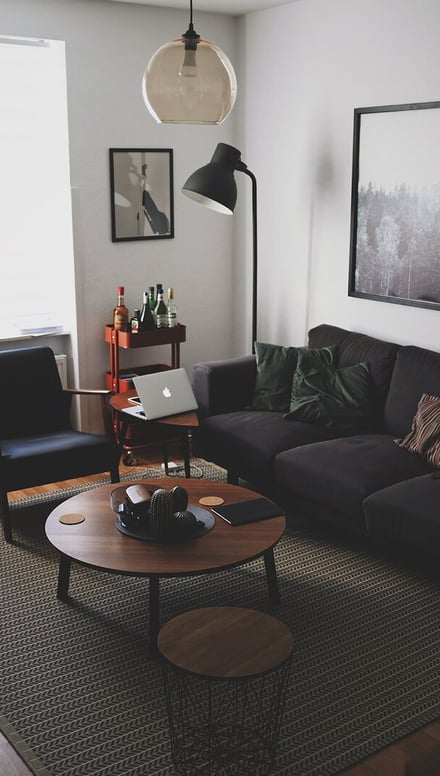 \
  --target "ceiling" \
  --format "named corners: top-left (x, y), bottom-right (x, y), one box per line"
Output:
top-left (107, 0), bottom-right (295, 17)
